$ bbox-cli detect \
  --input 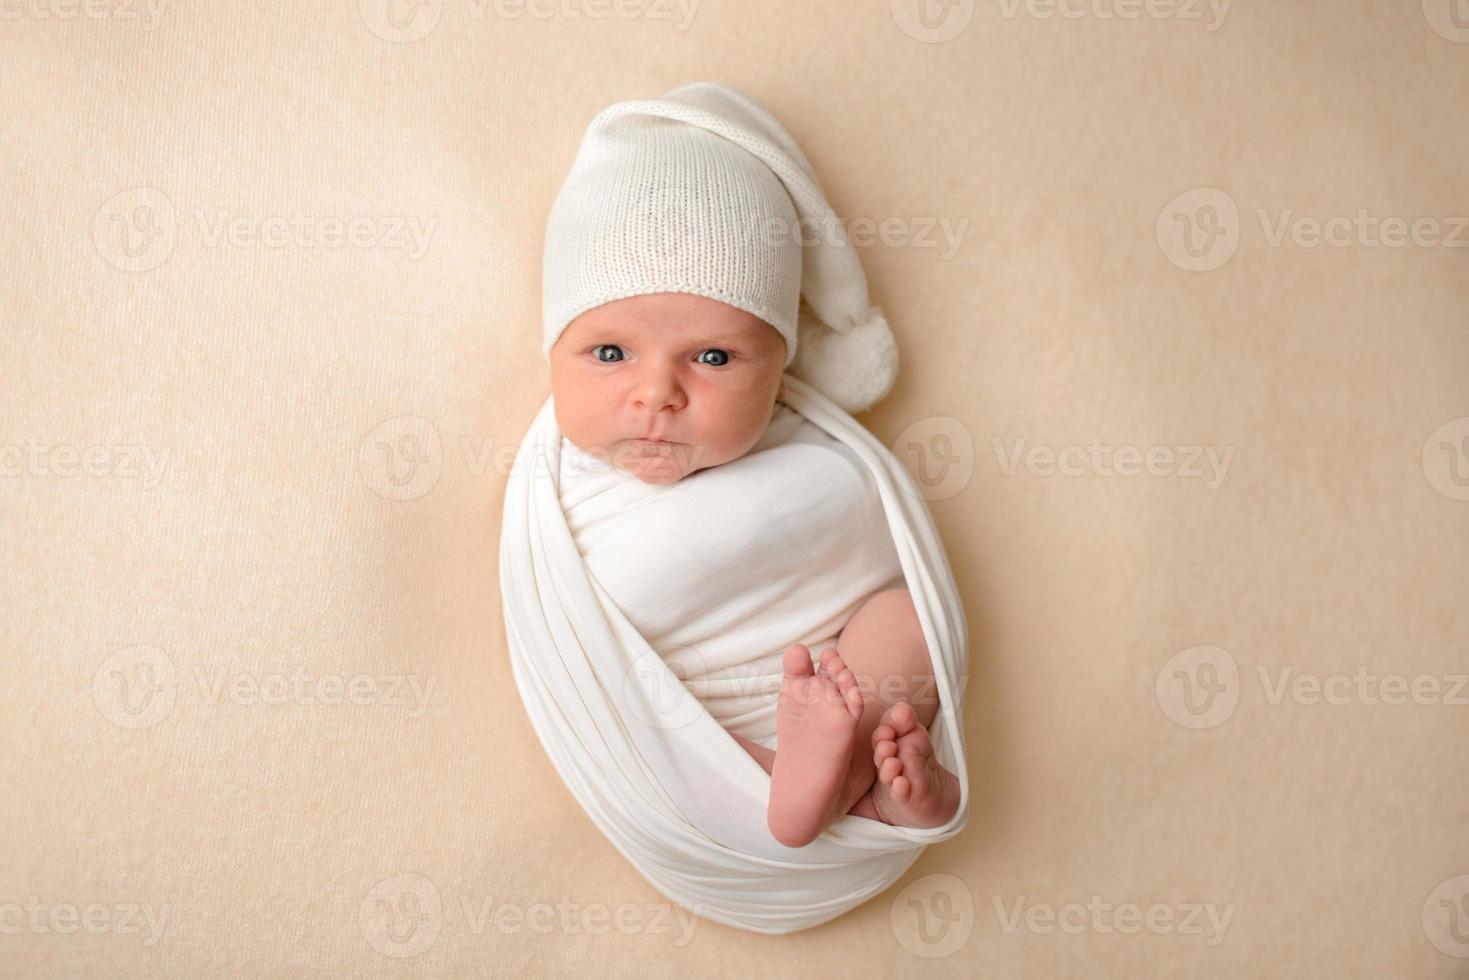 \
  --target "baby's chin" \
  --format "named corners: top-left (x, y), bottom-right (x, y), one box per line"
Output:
top-left (621, 462), bottom-right (687, 486)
